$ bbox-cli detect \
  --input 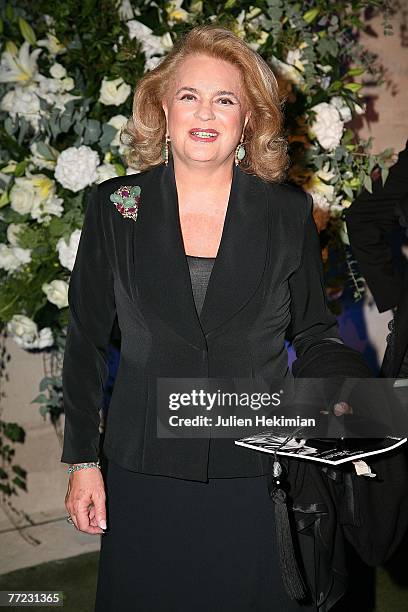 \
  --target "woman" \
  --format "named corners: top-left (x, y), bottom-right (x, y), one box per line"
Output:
top-left (61, 25), bottom-right (406, 612)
